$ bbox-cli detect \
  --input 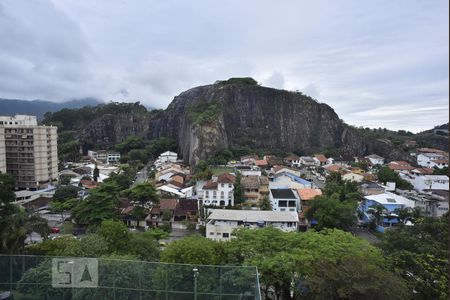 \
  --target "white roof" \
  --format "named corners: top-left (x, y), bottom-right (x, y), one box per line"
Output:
top-left (366, 154), bottom-right (384, 159)
top-left (160, 151), bottom-right (178, 157)
top-left (157, 185), bottom-right (185, 197)
top-left (423, 175), bottom-right (449, 180)
top-left (365, 192), bottom-right (415, 208)
top-left (207, 209), bottom-right (299, 223)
